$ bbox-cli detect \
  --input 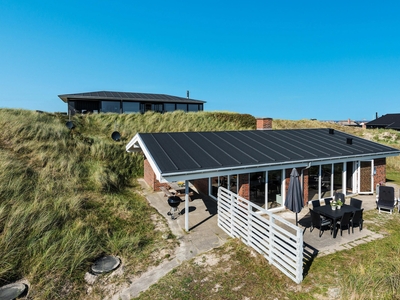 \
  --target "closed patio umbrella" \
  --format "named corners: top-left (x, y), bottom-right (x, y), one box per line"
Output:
top-left (284, 168), bottom-right (304, 226)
